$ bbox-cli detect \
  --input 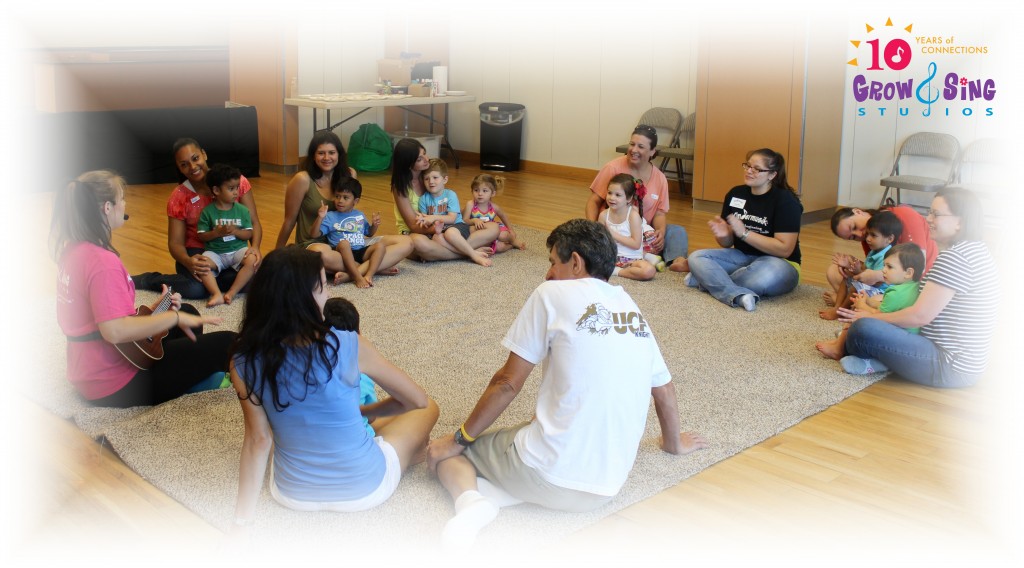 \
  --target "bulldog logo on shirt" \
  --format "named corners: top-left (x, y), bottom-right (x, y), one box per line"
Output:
top-left (576, 303), bottom-right (649, 337)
